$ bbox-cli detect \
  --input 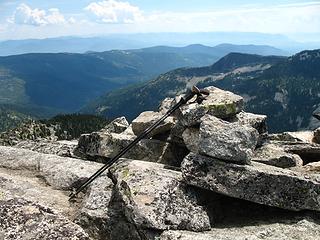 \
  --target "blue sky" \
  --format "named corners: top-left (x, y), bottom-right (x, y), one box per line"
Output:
top-left (0, 0), bottom-right (319, 40)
